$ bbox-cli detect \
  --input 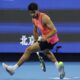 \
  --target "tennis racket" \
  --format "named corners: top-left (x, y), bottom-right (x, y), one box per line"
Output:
top-left (36, 52), bottom-right (46, 72)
